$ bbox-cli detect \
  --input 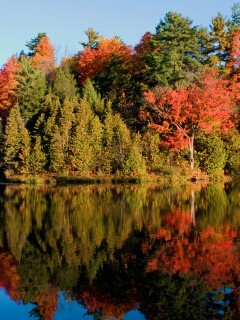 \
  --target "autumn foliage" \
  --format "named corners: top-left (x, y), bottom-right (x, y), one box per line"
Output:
top-left (0, 56), bottom-right (21, 117)
top-left (31, 36), bottom-right (56, 76)
top-left (78, 37), bottom-right (133, 84)
top-left (144, 70), bottom-right (233, 151)
top-left (147, 209), bottom-right (240, 289)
